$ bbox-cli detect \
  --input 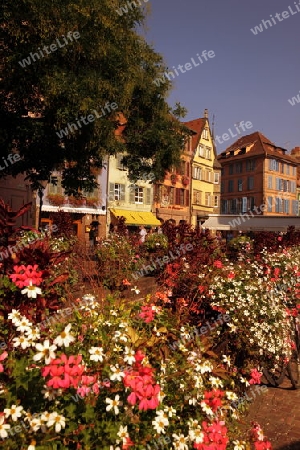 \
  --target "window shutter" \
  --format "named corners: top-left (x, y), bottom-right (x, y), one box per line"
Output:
top-left (186, 190), bottom-right (189, 206)
top-left (242, 197), bottom-right (247, 213)
top-left (175, 188), bottom-right (180, 205)
top-left (120, 184), bottom-right (125, 201)
top-left (146, 188), bottom-right (151, 204)
top-left (109, 183), bottom-right (115, 201)
top-left (129, 186), bottom-right (135, 203)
